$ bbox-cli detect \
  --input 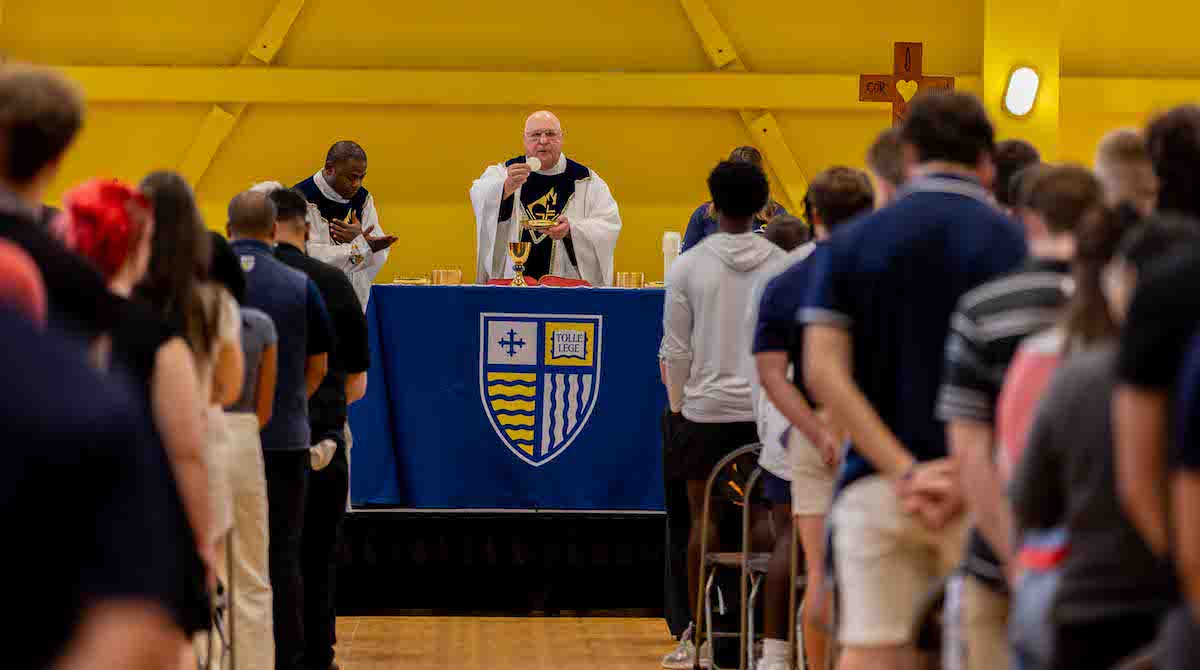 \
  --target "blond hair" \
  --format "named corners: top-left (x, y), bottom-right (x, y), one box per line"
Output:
top-left (1095, 128), bottom-right (1157, 210)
